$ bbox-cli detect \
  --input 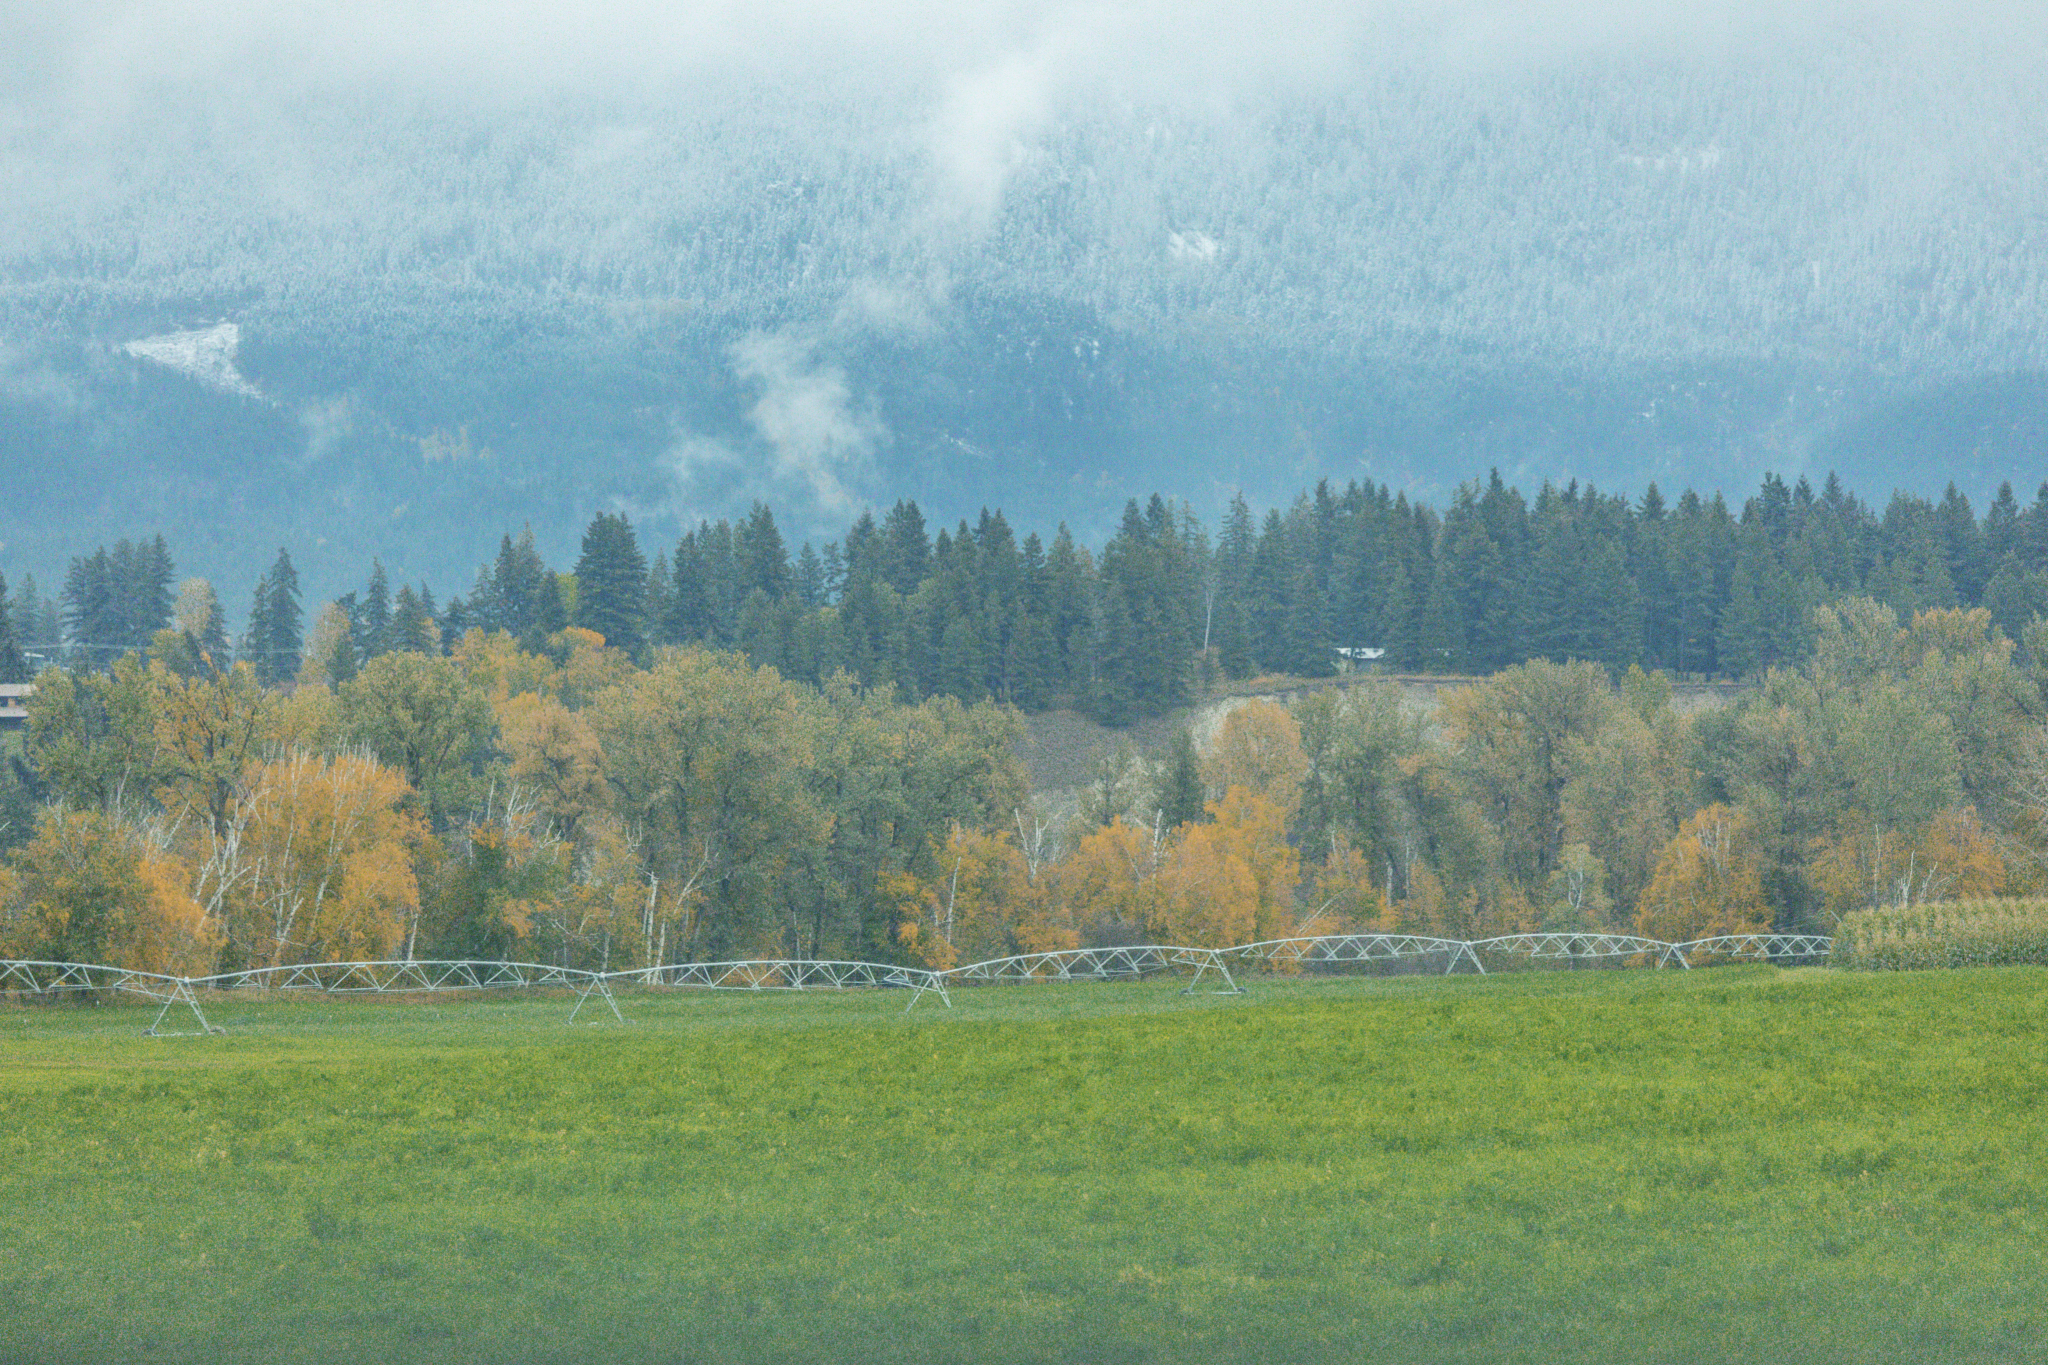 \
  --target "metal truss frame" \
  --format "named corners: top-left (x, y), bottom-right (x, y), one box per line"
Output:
top-left (0, 959), bottom-right (221, 1035)
top-left (1673, 933), bottom-right (1834, 962)
top-left (1469, 932), bottom-right (1687, 970)
top-left (941, 945), bottom-right (1243, 994)
top-left (1231, 933), bottom-right (1484, 974)
top-left (610, 959), bottom-right (952, 1012)
top-left (200, 959), bottom-right (626, 1023)
top-left (3, 930), bottom-right (1834, 1035)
